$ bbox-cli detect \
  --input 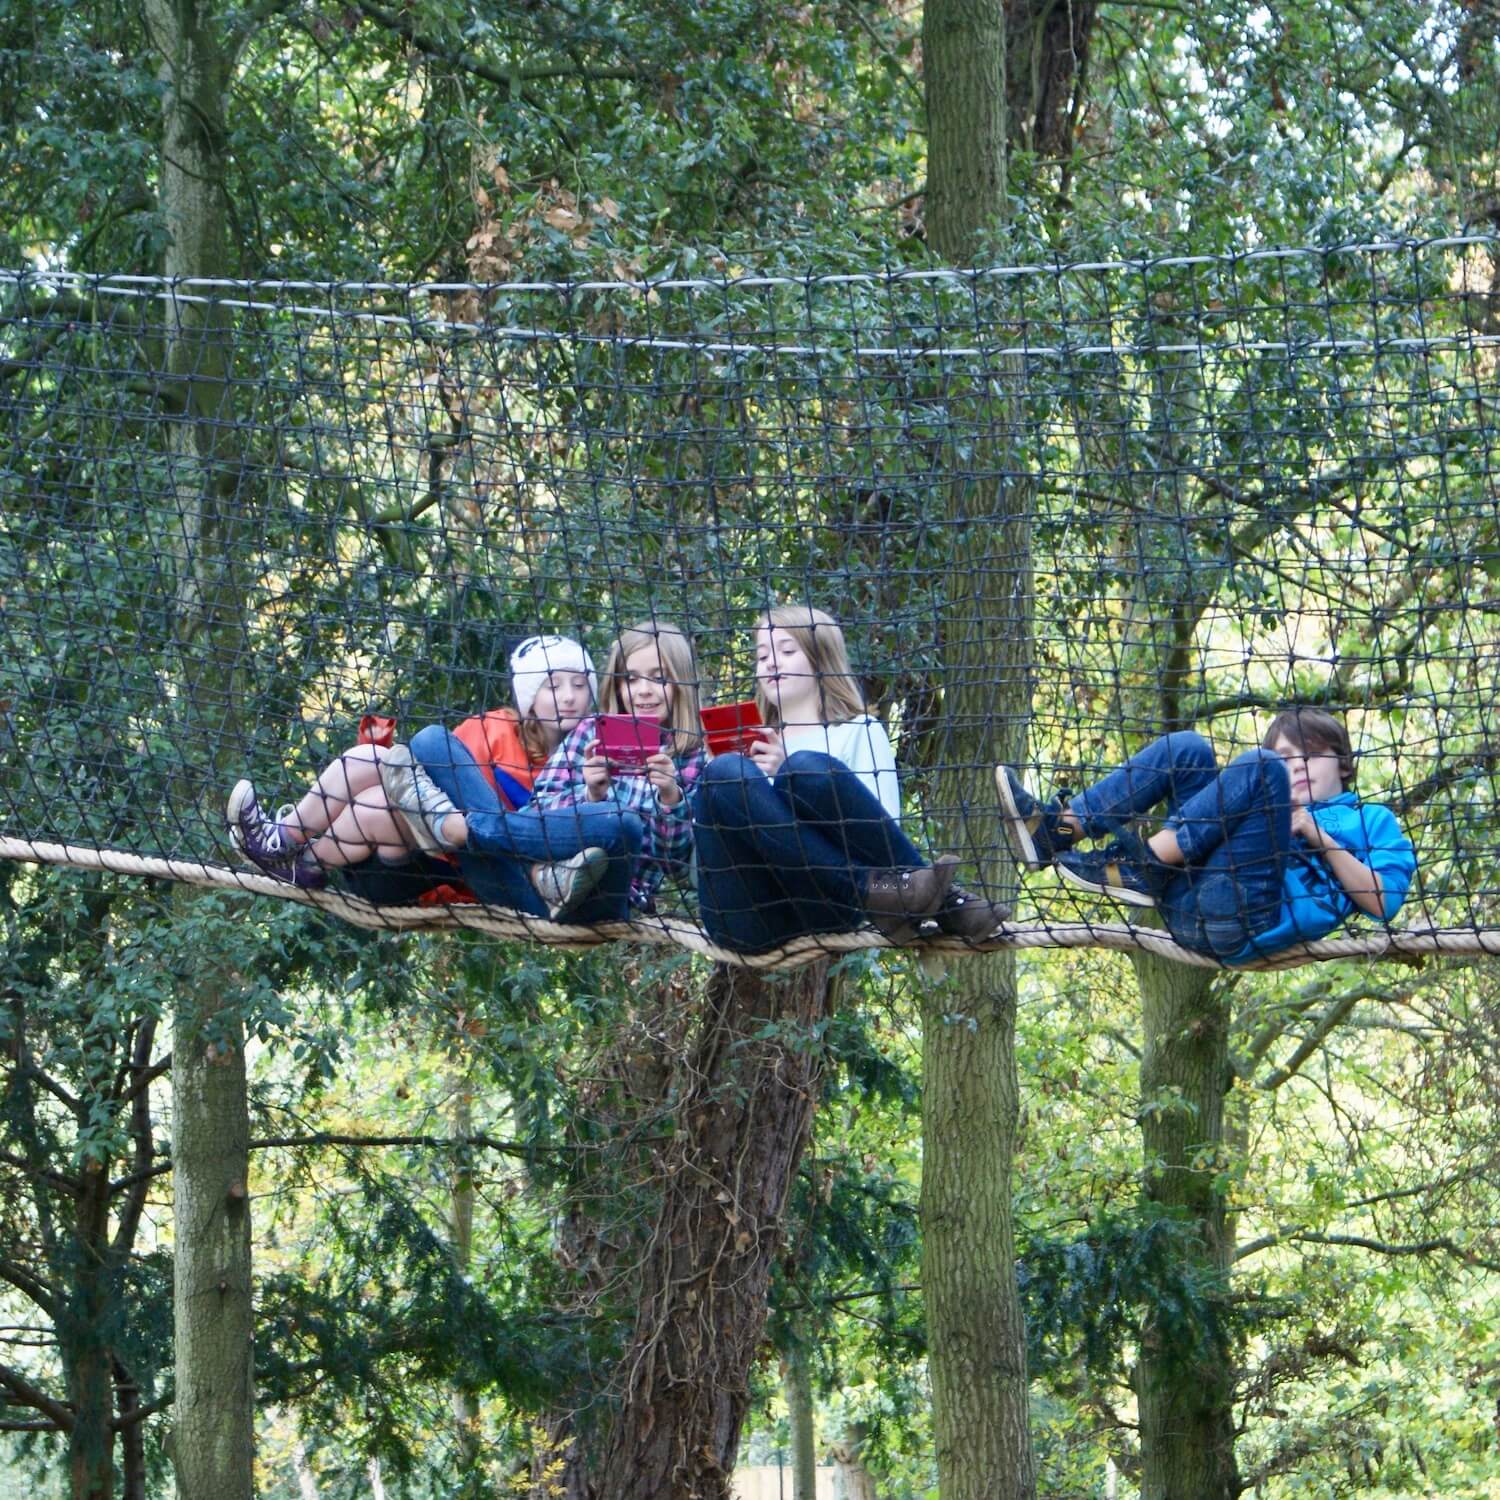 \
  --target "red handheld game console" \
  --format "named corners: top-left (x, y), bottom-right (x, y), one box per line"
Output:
top-left (700, 700), bottom-right (765, 756)
top-left (596, 713), bottom-right (665, 771)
